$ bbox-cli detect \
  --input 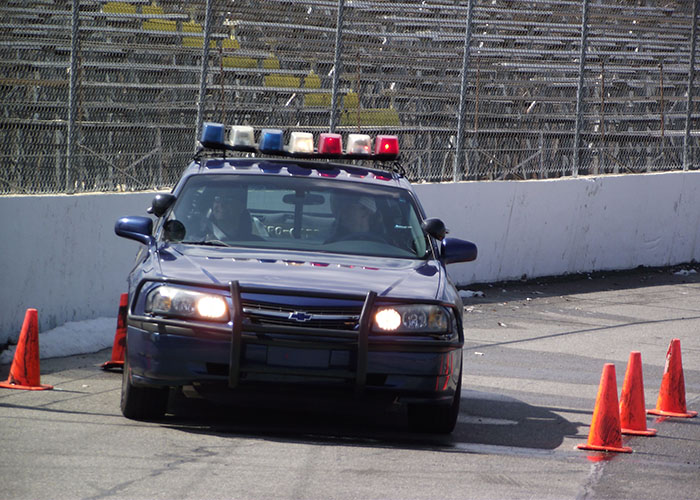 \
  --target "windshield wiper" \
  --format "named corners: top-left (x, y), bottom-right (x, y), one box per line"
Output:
top-left (181, 239), bottom-right (230, 247)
